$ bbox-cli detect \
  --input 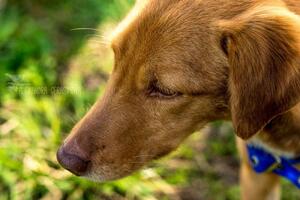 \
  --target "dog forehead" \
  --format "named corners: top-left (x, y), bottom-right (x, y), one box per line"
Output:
top-left (110, 0), bottom-right (204, 51)
top-left (110, 0), bottom-right (220, 83)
